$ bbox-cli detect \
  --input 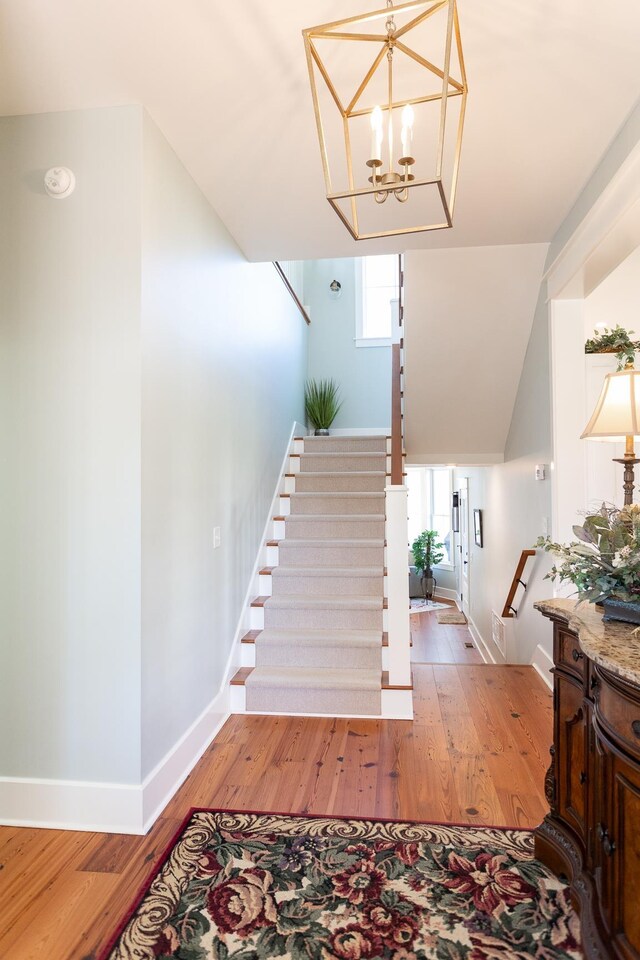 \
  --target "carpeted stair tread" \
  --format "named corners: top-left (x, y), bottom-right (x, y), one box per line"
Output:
top-left (246, 666), bottom-right (381, 691)
top-left (290, 492), bottom-right (385, 499)
top-left (293, 450), bottom-right (388, 462)
top-left (265, 594), bottom-right (383, 610)
top-left (277, 538), bottom-right (385, 547)
top-left (254, 628), bottom-right (382, 648)
top-left (271, 566), bottom-right (383, 578)
top-left (284, 514), bottom-right (385, 522)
